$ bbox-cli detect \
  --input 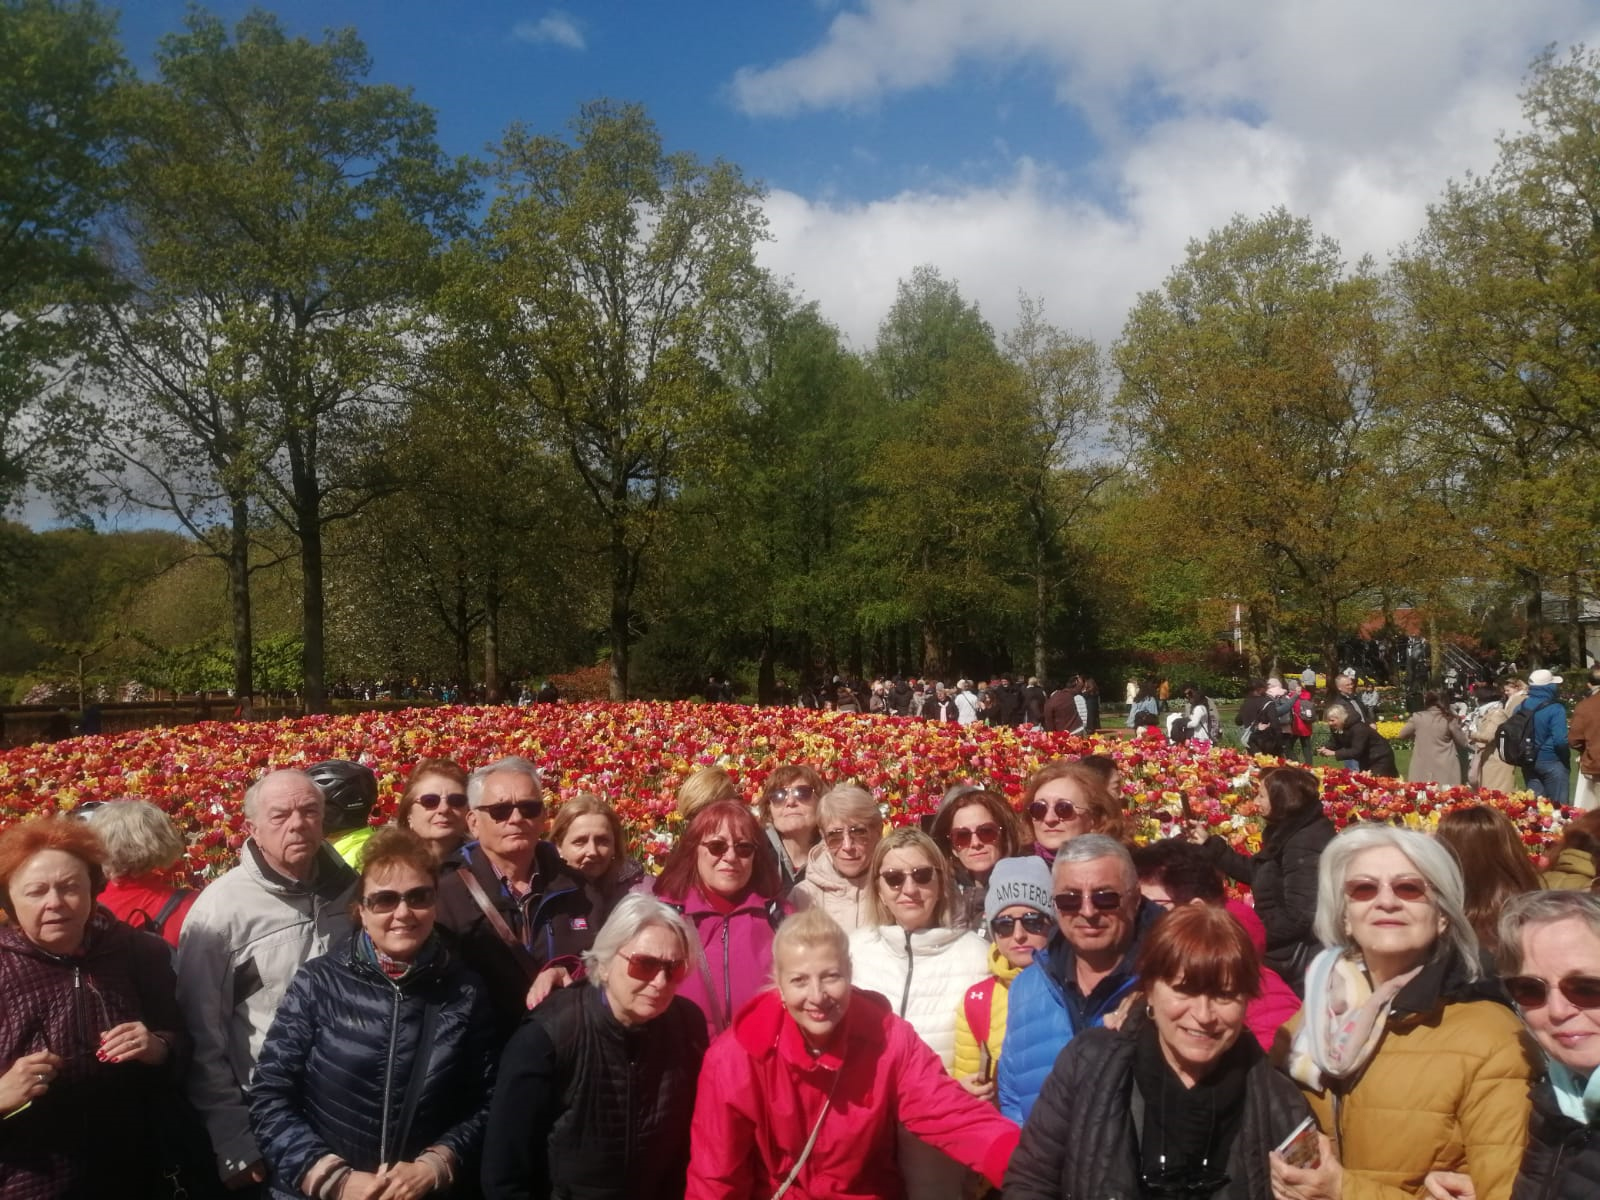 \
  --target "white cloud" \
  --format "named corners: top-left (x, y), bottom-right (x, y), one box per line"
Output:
top-left (741, 1), bottom-right (1600, 348)
top-left (512, 11), bottom-right (586, 51)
